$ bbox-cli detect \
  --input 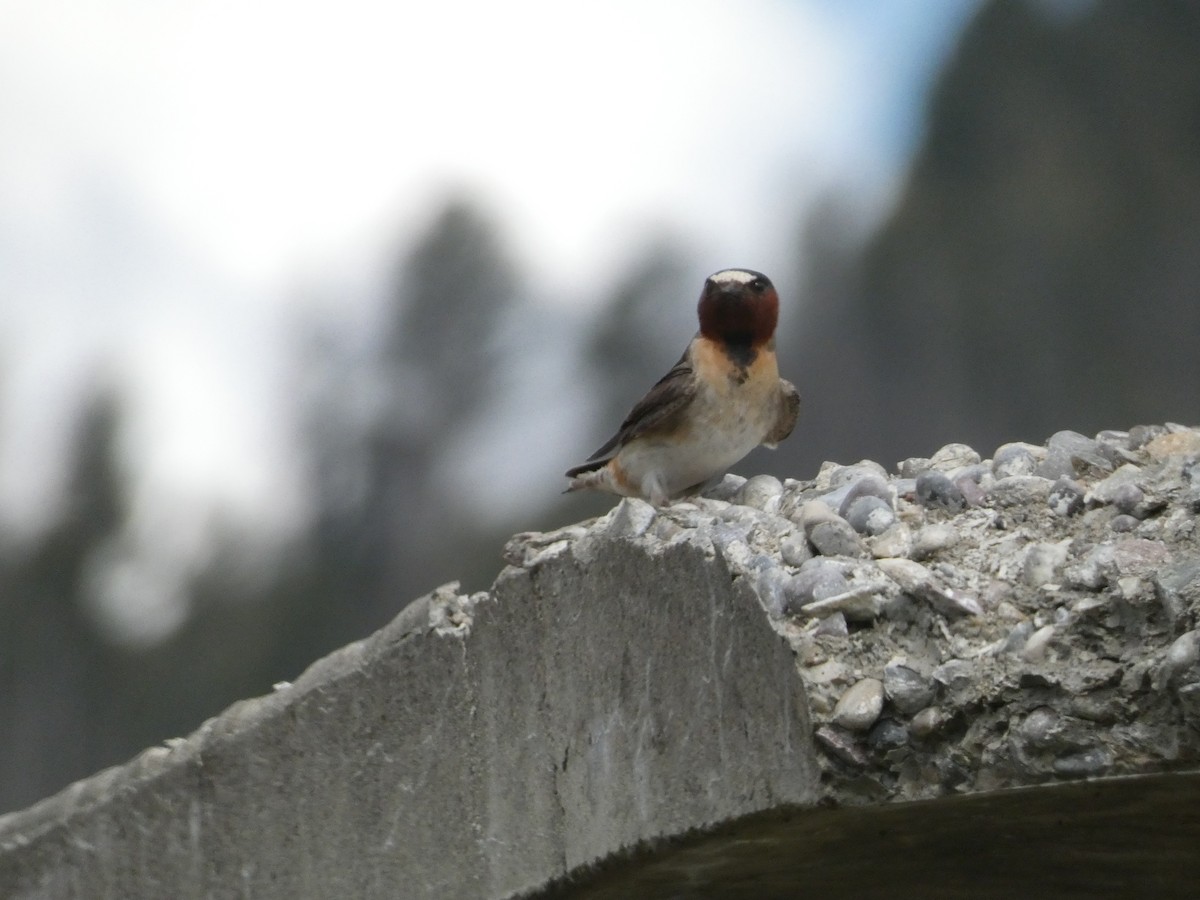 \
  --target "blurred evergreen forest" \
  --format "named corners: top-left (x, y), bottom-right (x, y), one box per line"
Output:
top-left (2, 0), bottom-right (1198, 812)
